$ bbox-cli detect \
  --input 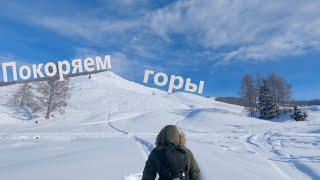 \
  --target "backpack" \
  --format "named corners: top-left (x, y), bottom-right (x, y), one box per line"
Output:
top-left (158, 144), bottom-right (189, 180)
